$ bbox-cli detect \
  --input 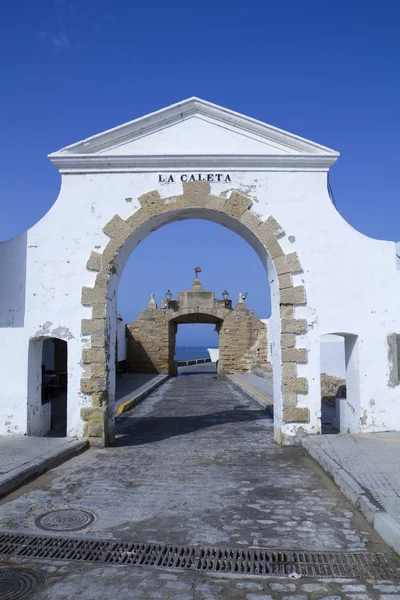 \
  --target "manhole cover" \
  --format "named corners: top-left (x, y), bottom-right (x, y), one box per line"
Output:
top-left (34, 509), bottom-right (95, 532)
top-left (0, 568), bottom-right (43, 600)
